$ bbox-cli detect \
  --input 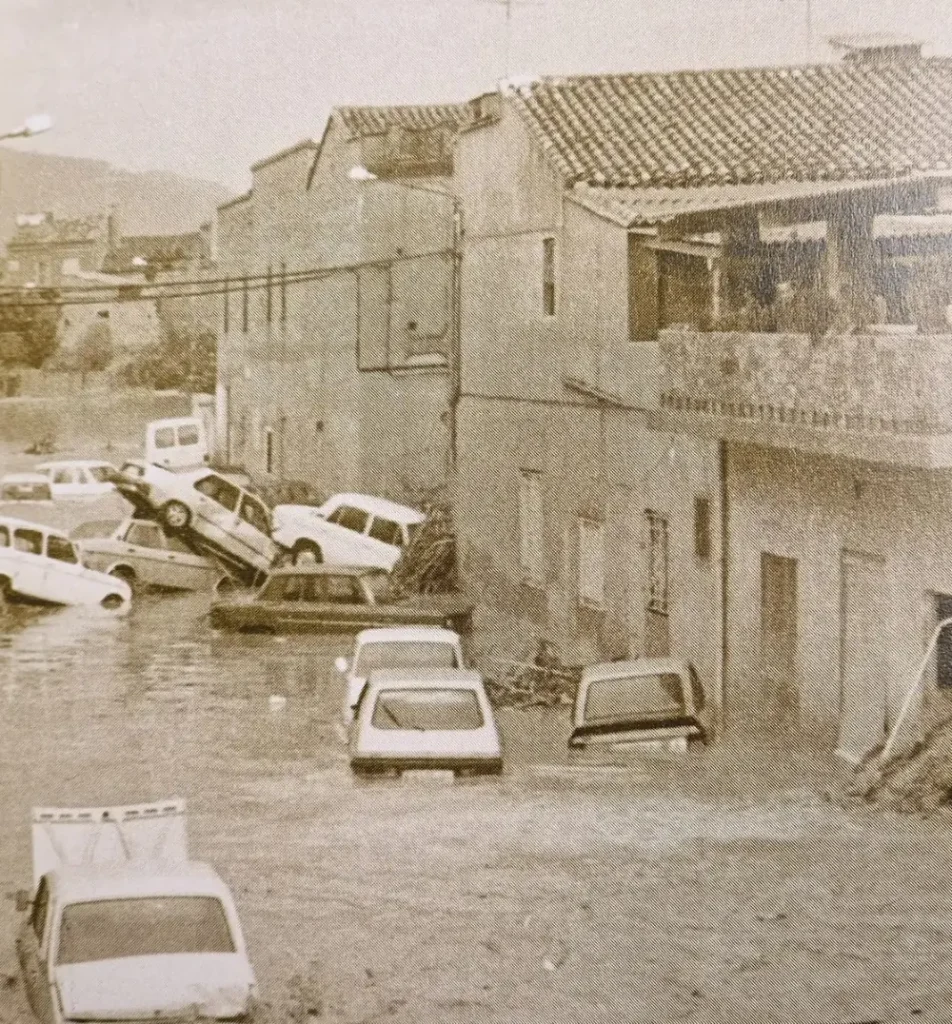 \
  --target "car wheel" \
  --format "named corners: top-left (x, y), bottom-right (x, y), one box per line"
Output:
top-left (101, 593), bottom-right (125, 610)
top-left (160, 500), bottom-right (192, 531)
top-left (292, 540), bottom-right (323, 566)
top-left (214, 576), bottom-right (236, 597)
top-left (109, 565), bottom-right (136, 589)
